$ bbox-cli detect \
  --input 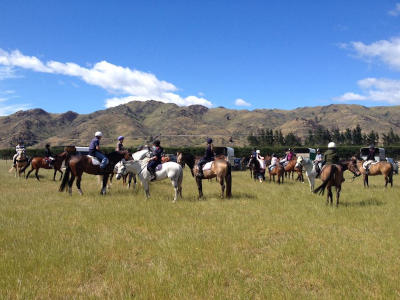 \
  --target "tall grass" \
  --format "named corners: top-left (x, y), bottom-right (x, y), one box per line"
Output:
top-left (0, 160), bottom-right (399, 298)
